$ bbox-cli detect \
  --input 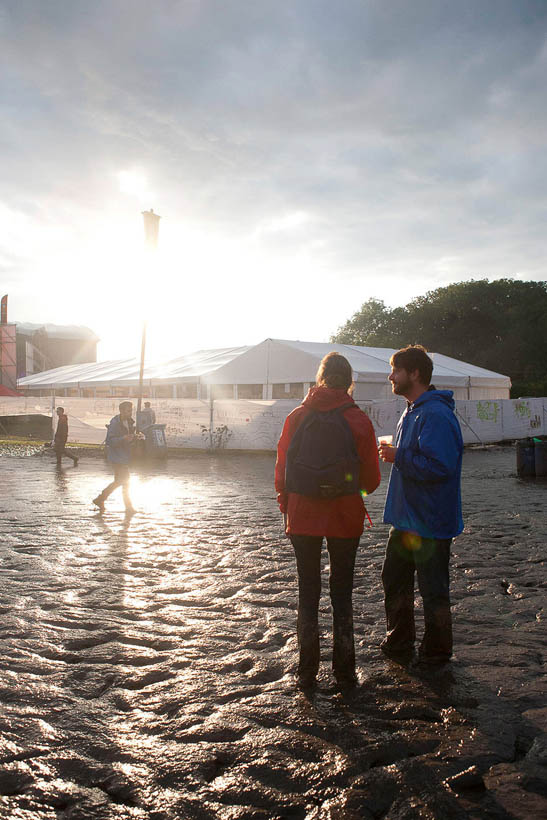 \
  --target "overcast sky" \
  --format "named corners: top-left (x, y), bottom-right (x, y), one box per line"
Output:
top-left (1, 0), bottom-right (546, 360)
